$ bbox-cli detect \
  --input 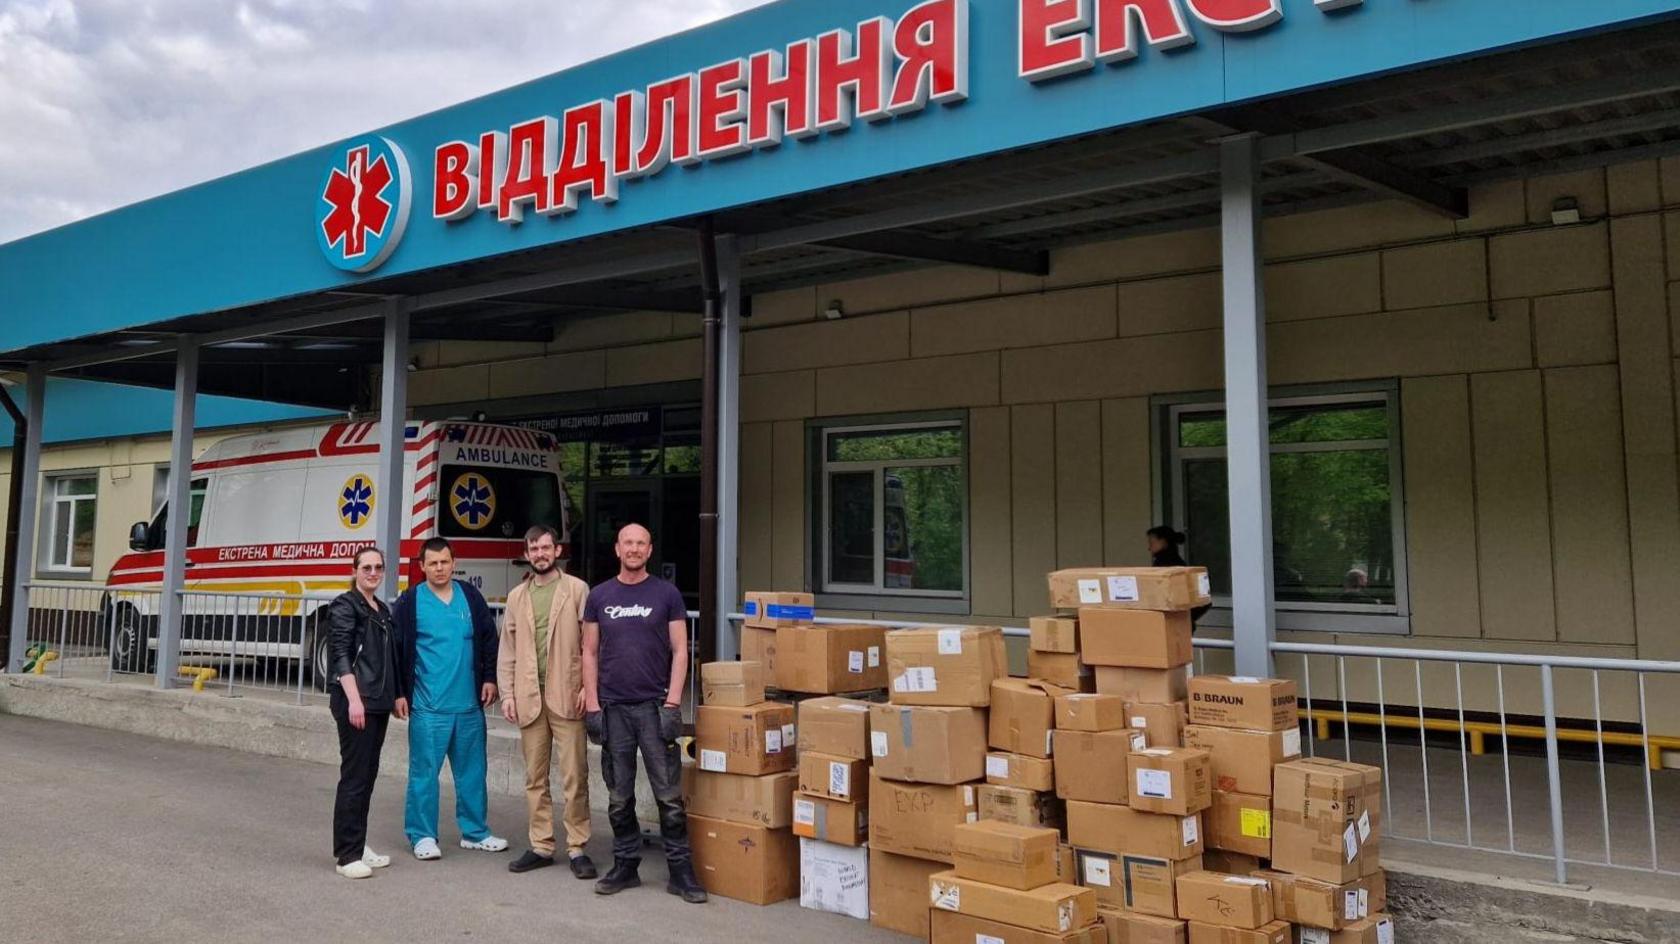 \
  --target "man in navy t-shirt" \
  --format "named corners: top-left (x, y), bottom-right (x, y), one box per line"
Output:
top-left (581, 523), bottom-right (704, 903)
